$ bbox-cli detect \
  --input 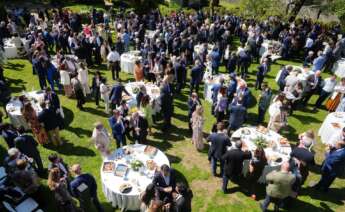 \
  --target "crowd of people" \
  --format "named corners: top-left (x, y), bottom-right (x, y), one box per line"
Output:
top-left (0, 3), bottom-right (345, 212)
